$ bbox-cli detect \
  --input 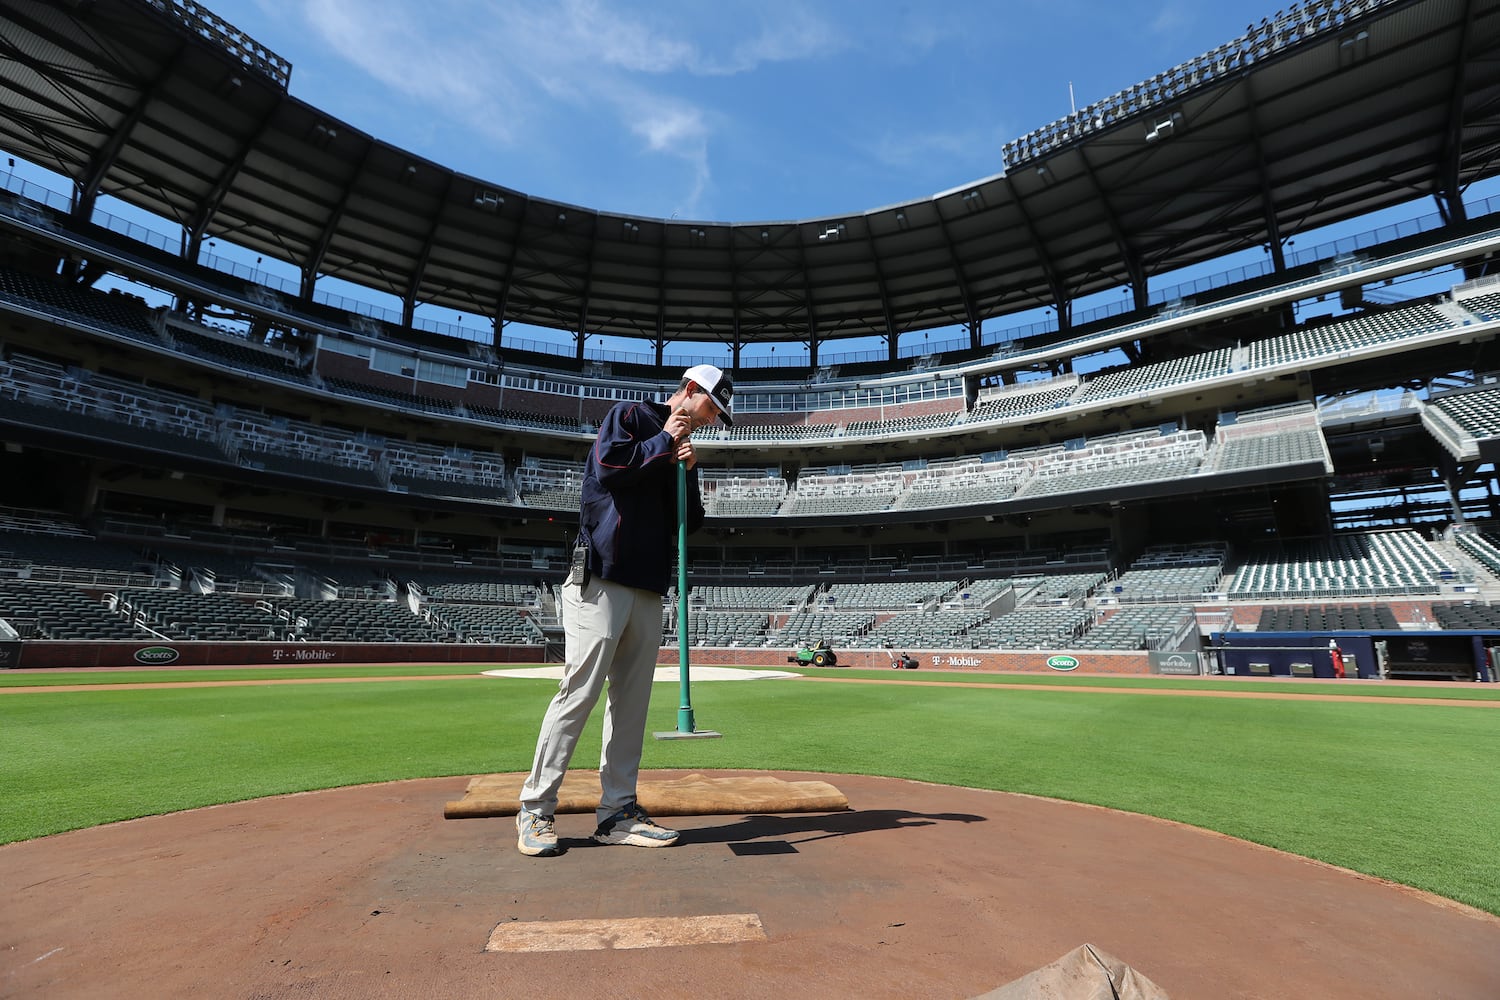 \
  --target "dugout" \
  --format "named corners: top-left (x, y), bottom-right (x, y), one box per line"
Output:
top-left (1210, 631), bottom-right (1497, 682)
